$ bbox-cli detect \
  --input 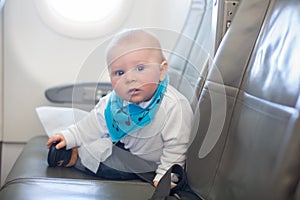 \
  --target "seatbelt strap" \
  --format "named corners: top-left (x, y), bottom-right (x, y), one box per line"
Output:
top-left (148, 164), bottom-right (202, 200)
